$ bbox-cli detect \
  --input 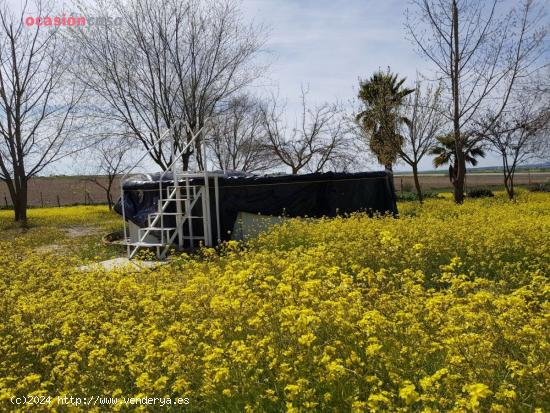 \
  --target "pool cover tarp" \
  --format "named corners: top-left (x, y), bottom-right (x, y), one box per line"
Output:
top-left (114, 171), bottom-right (398, 243)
